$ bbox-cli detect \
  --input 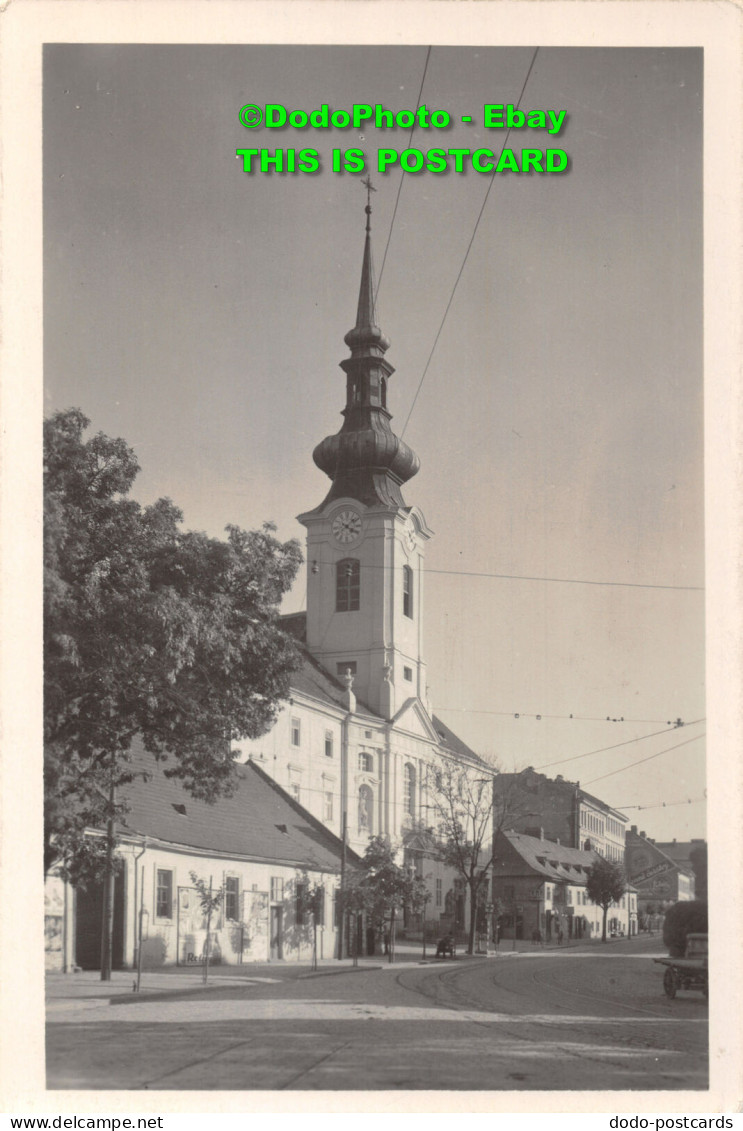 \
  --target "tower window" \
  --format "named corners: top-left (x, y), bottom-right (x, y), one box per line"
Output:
top-left (359, 751), bottom-right (374, 773)
top-left (380, 377), bottom-right (387, 409)
top-left (291, 718), bottom-right (301, 746)
top-left (336, 559), bottom-right (360, 612)
top-left (403, 763), bottom-right (416, 818)
top-left (403, 666), bottom-right (413, 682)
top-left (403, 565), bottom-right (413, 618)
top-left (324, 730), bottom-right (334, 758)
